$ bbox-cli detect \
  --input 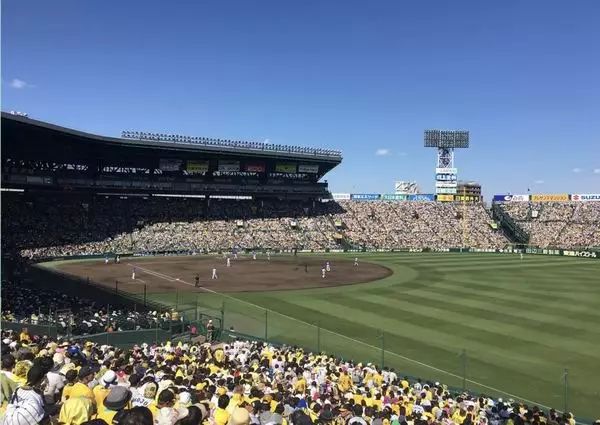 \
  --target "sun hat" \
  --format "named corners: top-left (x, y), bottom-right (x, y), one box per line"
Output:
top-left (101, 370), bottom-right (117, 386)
top-left (104, 386), bottom-right (132, 410)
